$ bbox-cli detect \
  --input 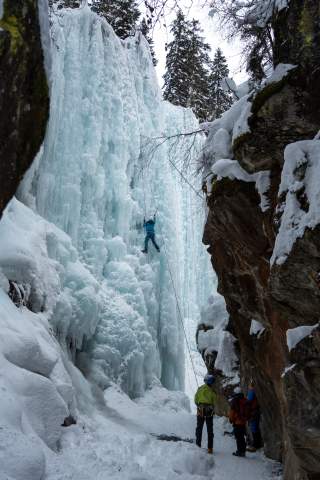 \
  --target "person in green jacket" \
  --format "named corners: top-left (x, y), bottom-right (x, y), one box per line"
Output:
top-left (194, 374), bottom-right (216, 454)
